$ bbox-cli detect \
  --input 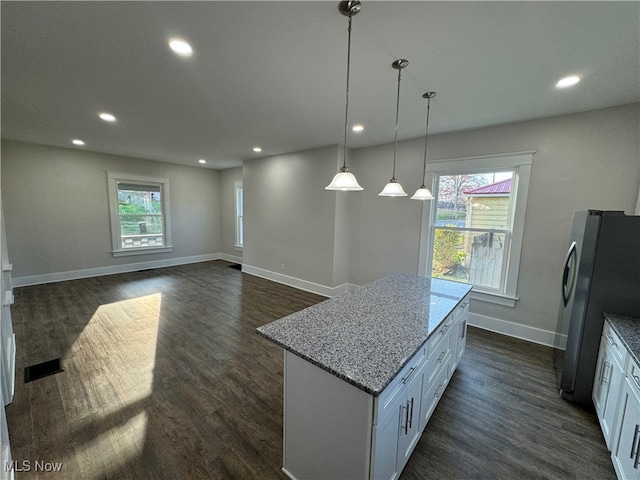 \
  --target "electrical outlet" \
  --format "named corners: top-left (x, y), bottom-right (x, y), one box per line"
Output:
top-left (281, 264), bottom-right (285, 270)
